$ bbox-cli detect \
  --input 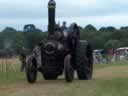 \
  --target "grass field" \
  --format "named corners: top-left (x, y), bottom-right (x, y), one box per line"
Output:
top-left (1, 60), bottom-right (128, 96)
